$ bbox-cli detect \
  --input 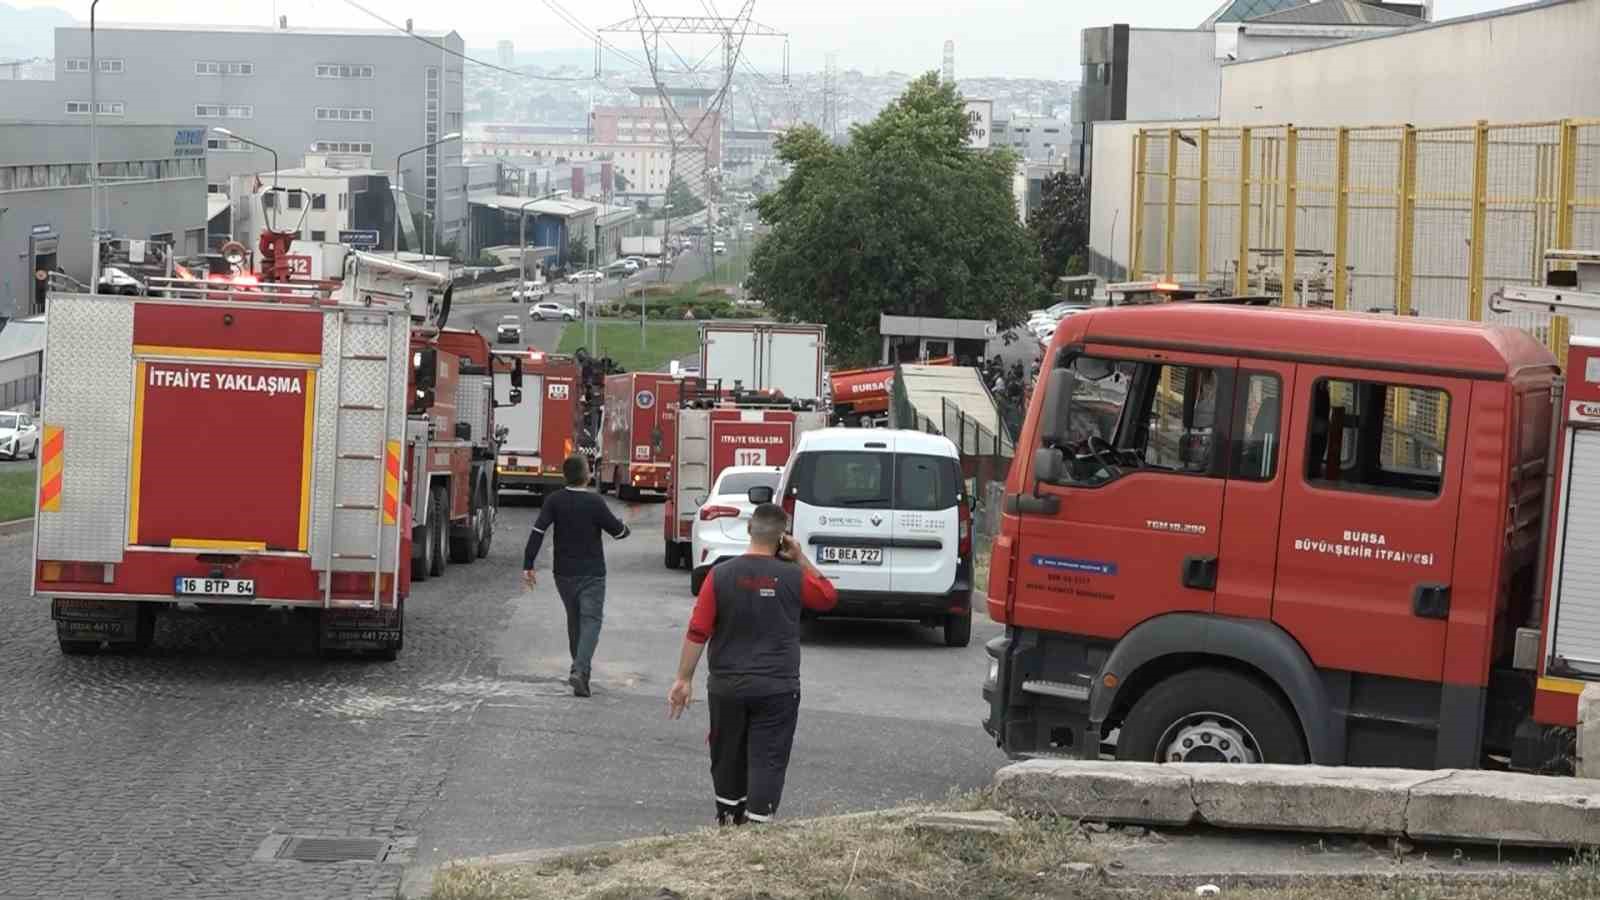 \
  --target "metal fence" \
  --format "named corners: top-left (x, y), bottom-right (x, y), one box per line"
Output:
top-left (1130, 118), bottom-right (1600, 359)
